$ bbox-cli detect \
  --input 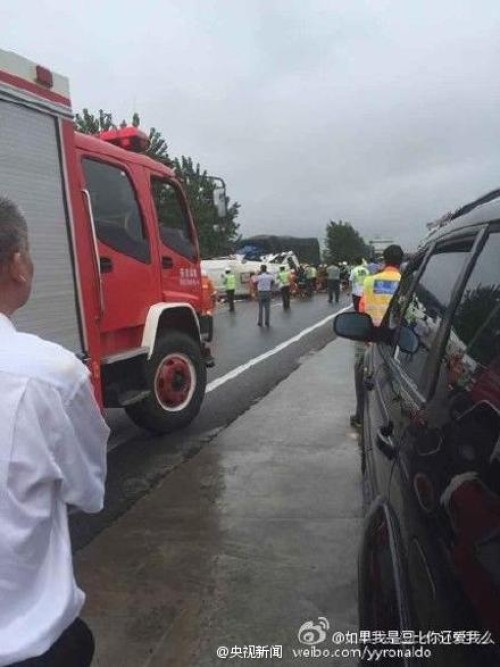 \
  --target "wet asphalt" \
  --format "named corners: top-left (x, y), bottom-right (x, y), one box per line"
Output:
top-left (75, 322), bottom-right (362, 666)
top-left (70, 292), bottom-right (351, 550)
